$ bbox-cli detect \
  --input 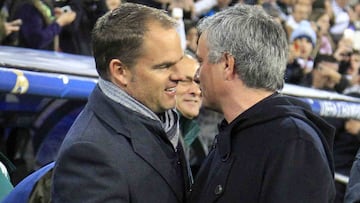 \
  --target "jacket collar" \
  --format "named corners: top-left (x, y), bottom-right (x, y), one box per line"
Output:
top-left (88, 85), bottom-right (185, 202)
top-left (216, 93), bottom-right (334, 168)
